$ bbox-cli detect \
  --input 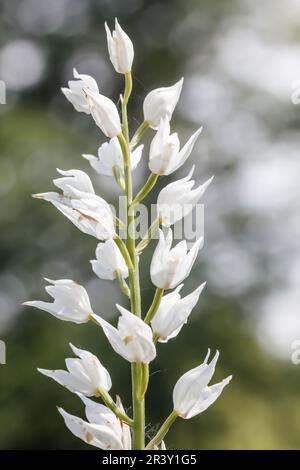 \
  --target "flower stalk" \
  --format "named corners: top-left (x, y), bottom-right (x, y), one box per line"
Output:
top-left (113, 165), bottom-right (125, 190)
top-left (115, 269), bottom-right (130, 297)
top-left (136, 215), bottom-right (161, 254)
top-left (144, 287), bottom-right (164, 324)
top-left (119, 73), bottom-right (145, 449)
top-left (146, 410), bottom-right (178, 450)
top-left (97, 388), bottom-right (134, 427)
top-left (114, 234), bottom-right (134, 271)
top-left (121, 72), bottom-right (132, 141)
top-left (130, 120), bottom-right (149, 149)
top-left (25, 19), bottom-right (232, 451)
top-left (131, 173), bottom-right (158, 207)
